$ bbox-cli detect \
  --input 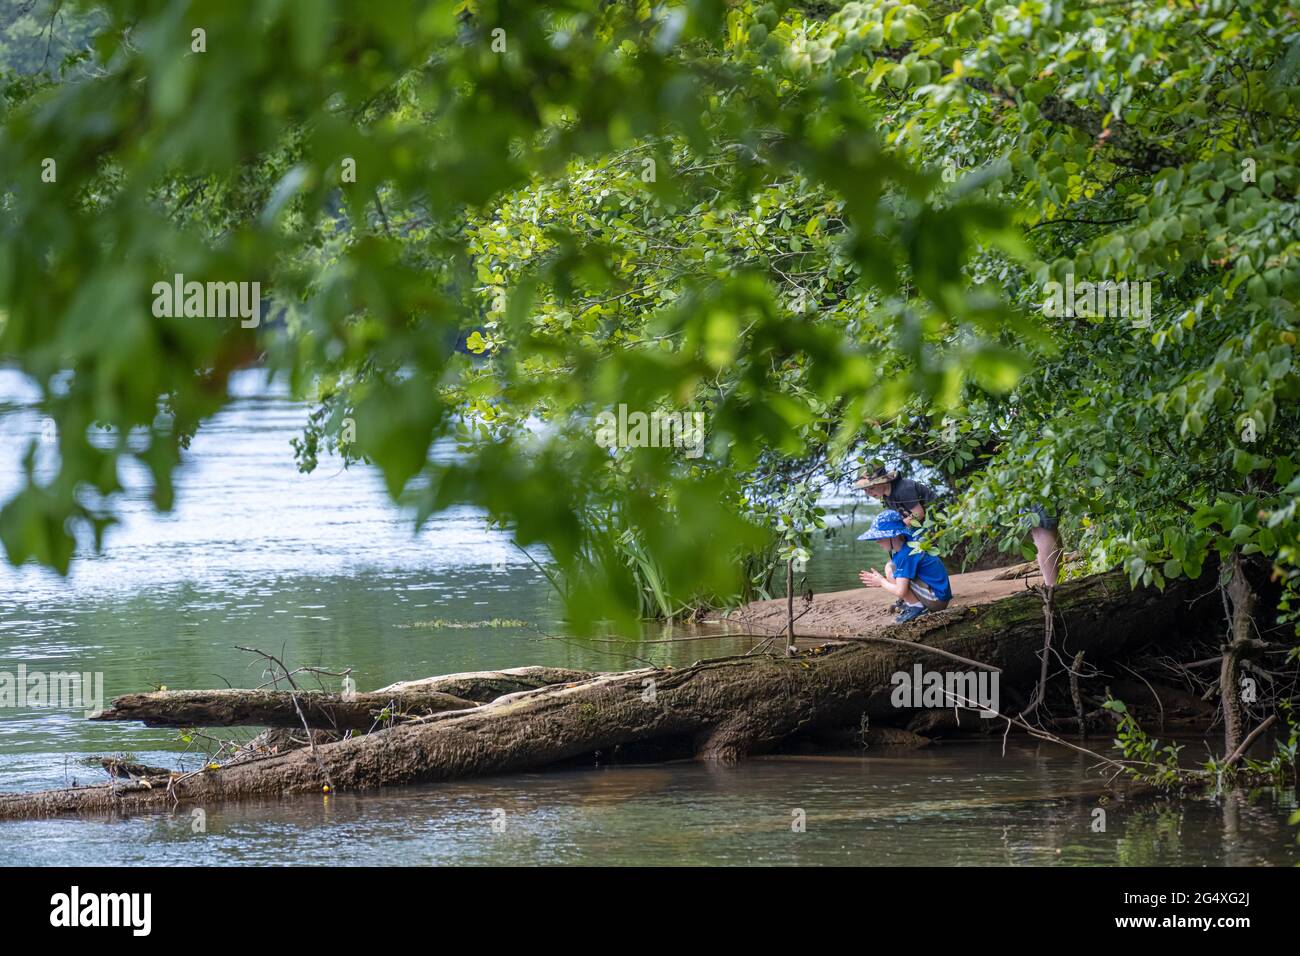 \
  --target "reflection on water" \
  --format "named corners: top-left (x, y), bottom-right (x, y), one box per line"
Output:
top-left (3, 743), bottom-right (1295, 866)
top-left (0, 369), bottom-right (1296, 865)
